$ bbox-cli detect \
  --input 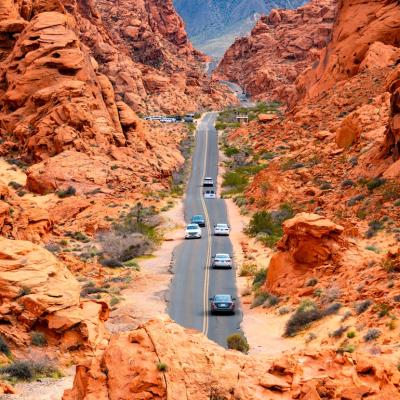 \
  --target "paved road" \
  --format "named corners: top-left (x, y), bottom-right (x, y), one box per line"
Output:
top-left (168, 113), bottom-right (242, 347)
top-left (219, 80), bottom-right (254, 107)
